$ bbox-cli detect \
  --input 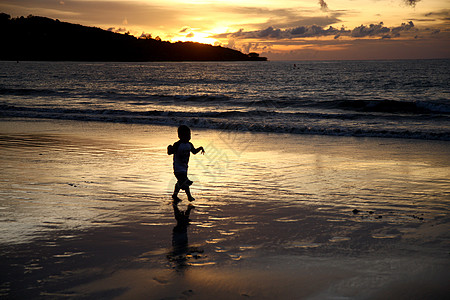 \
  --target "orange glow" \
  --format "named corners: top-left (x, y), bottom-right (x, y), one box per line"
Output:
top-left (0, 0), bottom-right (448, 60)
top-left (173, 31), bottom-right (218, 45)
